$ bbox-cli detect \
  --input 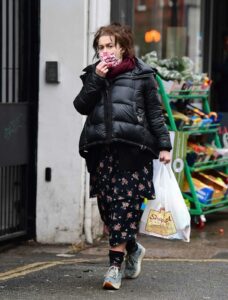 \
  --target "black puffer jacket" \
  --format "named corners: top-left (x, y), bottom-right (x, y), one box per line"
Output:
top-left (74, 58), bottom-right (172, 160)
